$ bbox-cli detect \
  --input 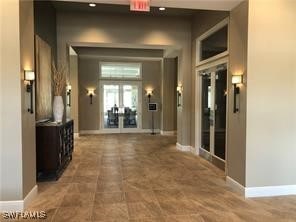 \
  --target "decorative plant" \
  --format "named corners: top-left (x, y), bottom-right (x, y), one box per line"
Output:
top-left (52, 62), bottom-right (67, 96)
